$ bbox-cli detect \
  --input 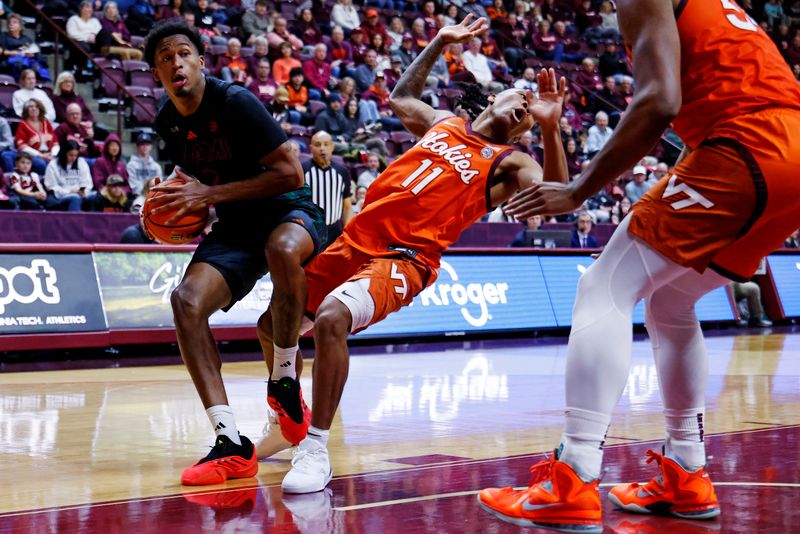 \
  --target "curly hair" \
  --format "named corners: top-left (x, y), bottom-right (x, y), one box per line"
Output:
top-left (144, 19), bottom-right (205, 68)
top-left (455, 82), bottom-right (489, 120)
